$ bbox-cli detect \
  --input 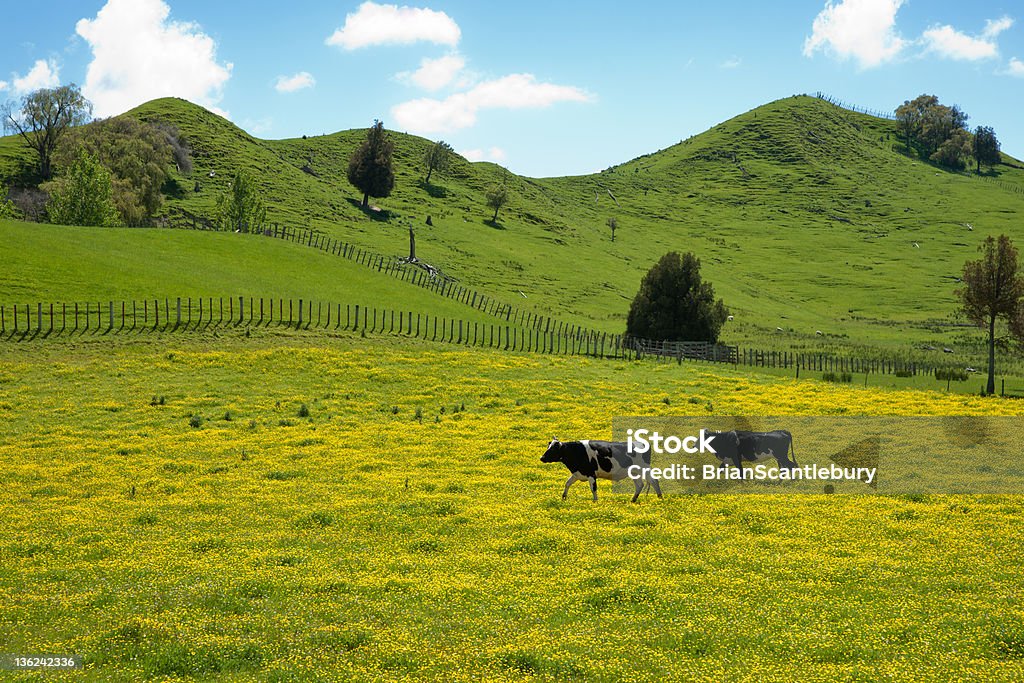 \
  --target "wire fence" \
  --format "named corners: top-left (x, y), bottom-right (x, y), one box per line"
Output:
top-left (813, 92), bottom-right (896, 121)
